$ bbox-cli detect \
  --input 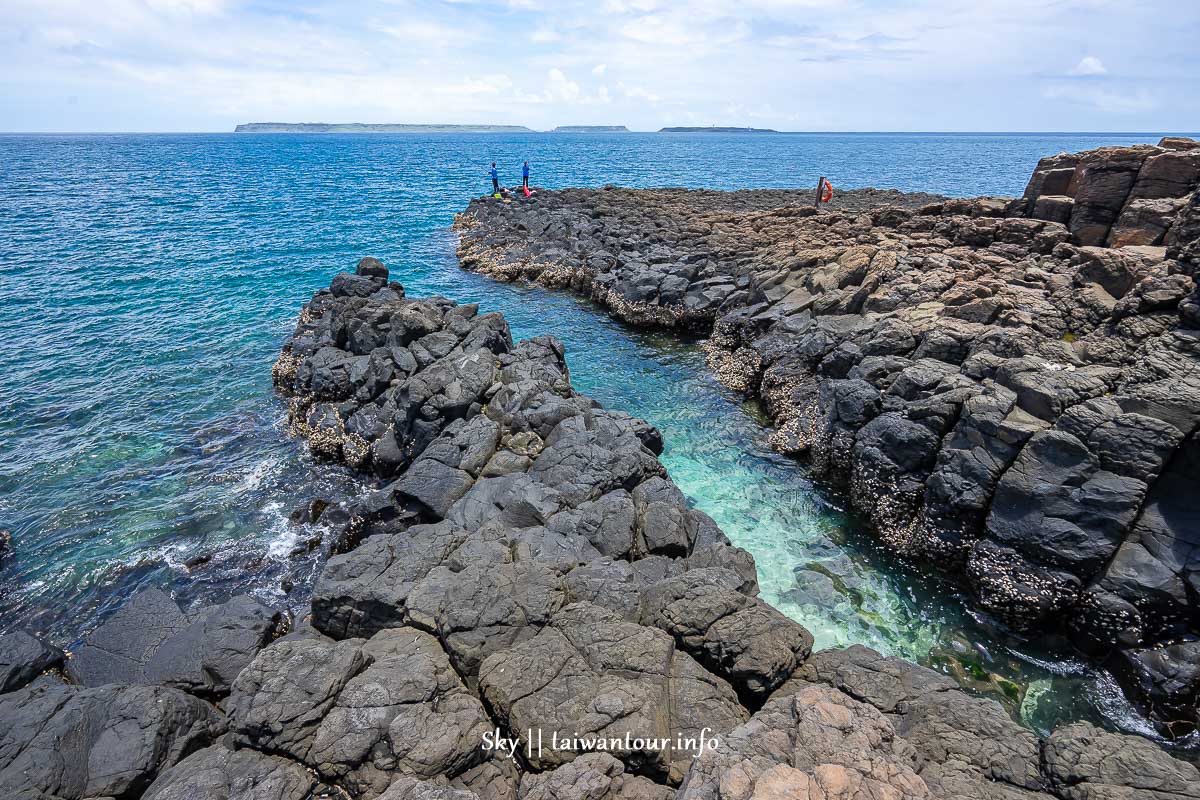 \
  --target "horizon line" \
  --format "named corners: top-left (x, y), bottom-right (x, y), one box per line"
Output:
top-left (2, 129), bottom-right (1197, 136)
